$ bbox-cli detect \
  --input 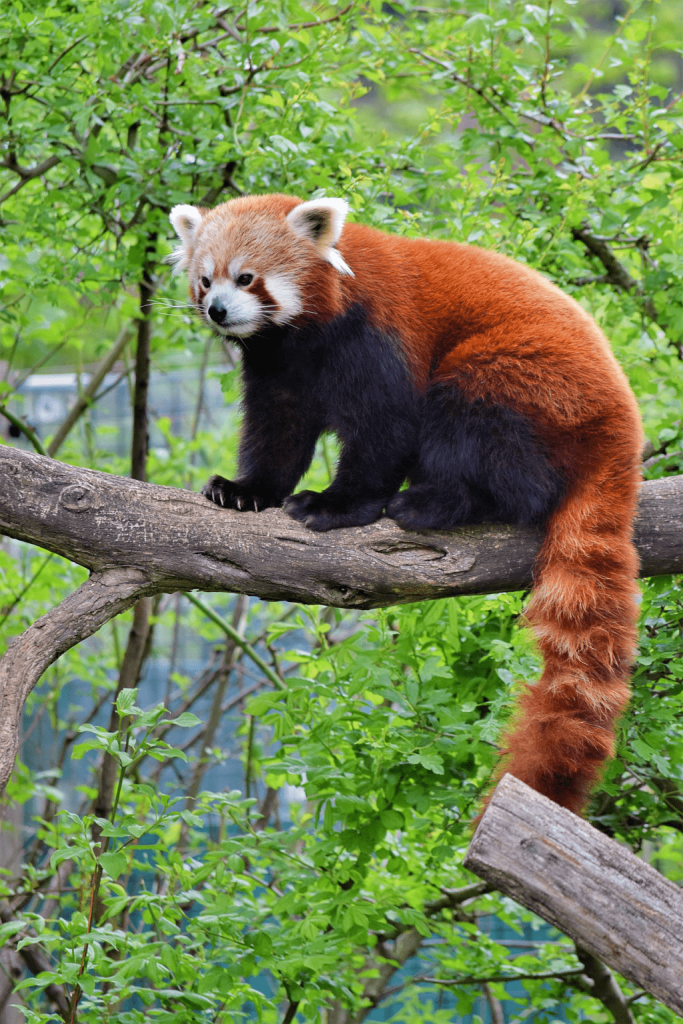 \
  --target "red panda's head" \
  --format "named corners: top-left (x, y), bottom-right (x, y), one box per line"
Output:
top-left (168, 193), bottom-right (353, 338)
